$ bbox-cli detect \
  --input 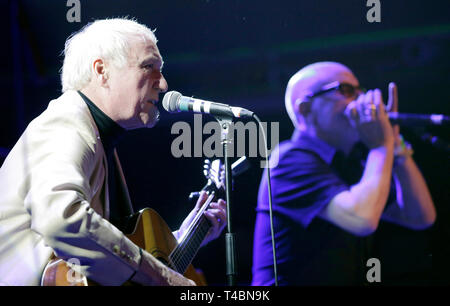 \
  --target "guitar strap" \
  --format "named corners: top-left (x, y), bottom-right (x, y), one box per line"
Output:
top-left (109, 151), bottom-right (134, 231)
